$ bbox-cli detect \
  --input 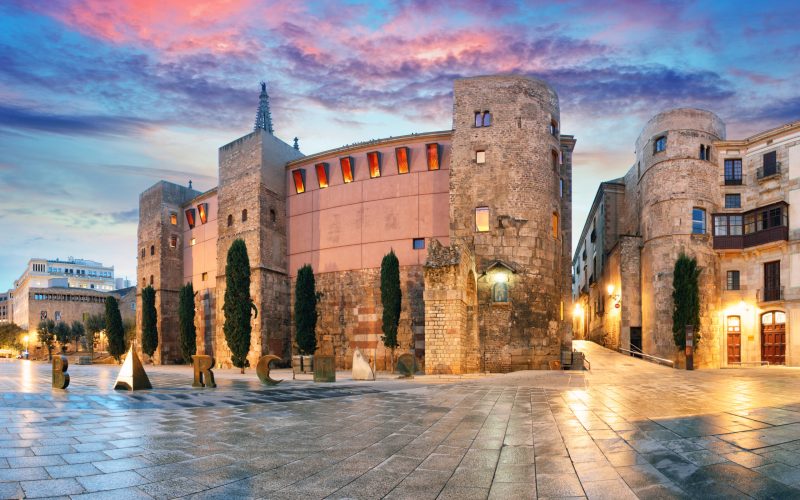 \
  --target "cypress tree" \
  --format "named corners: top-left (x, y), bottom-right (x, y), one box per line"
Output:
top-left (105, 296), bottom-right (126, 362)
top-left (672, 253), bottom-right (701, 348)
top-left (380, 250), bottom-right (401, 371)
top-left (178, 282), bottom-right (197, 364)
top-left (223, 239), bottom-right (253, 373)
top-left (294, 264), bottom-right (317, 356)
top-left (141, 286), bottom-right (159, 358)
top-left (37, 319), bottom-right (56, 360)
